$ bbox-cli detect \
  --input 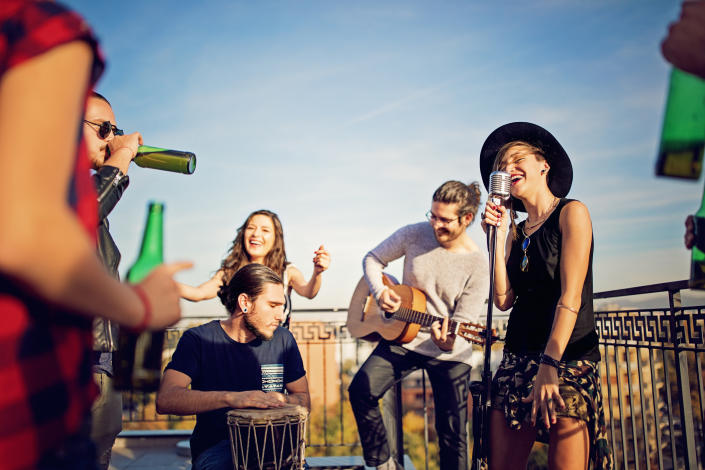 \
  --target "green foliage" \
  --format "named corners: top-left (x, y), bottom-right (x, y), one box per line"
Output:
top-left (306, 400), bottom-right (361, 457)
top-left (527, 442), bottom-right (548, 470)
top-left (403, 411), bottom-right (439, 470)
